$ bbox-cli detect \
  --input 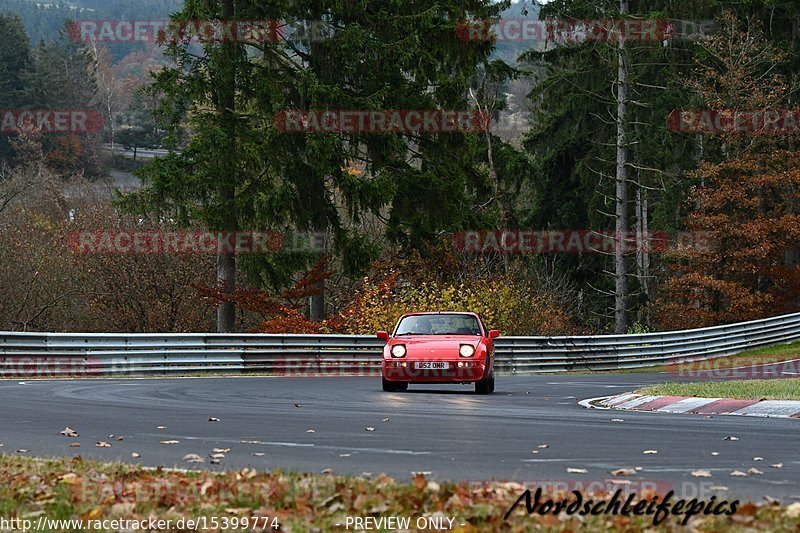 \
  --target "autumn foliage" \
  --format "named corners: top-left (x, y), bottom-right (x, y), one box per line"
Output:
top-left (332, 271), bottom-right (577, 336)
top-left (3, 455), bottom-right (799, 532)
top-left (196, 258), bottom-right (333, 334)
top-left (654, 151), bottom-right (800, 329)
